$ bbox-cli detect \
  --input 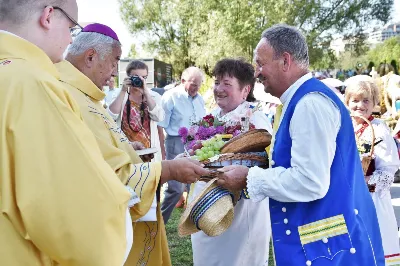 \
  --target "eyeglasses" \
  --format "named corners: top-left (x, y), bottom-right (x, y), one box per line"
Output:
top-left (50, 6), bottom-right (83, 34)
